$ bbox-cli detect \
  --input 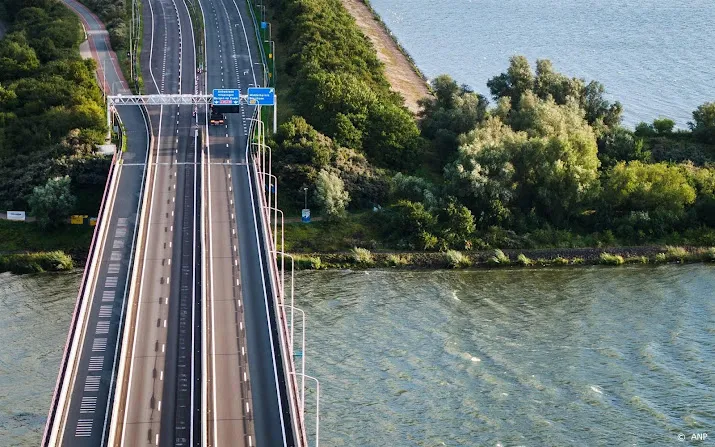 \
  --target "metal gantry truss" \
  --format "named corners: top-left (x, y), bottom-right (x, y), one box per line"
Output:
top-left (106, 93), bottom-right (252, 131)
top-left (109, 94), bottom-right (212, 106)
